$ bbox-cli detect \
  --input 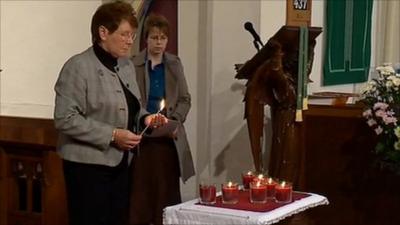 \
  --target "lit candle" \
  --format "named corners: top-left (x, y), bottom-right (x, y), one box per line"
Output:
top-left (241, 171), bottom-right (255, 190)
top-left (250, 181), bottom-right (267, 203)
top-left (253, 174), bottom-right (267, 184)
top-left (158, 99), bottom-right (165, 113)
top-left (199, 183), bottom-right (216, 205)
top-left (265, 177), bottom-right (277, 200)
top-left (275, 181), bottom-right (293, 203)
top-left (140, 99), bottom-right (165, 135)
top-left (221, 181), bottom-right (239, 204)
